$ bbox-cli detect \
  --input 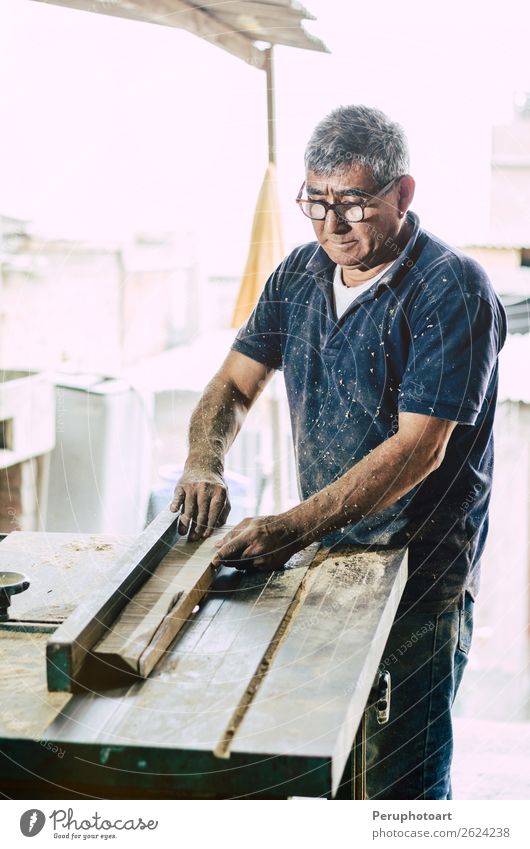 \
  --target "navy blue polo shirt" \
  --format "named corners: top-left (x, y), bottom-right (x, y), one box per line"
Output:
top-left (231, 212), bottom-right (507, 612)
